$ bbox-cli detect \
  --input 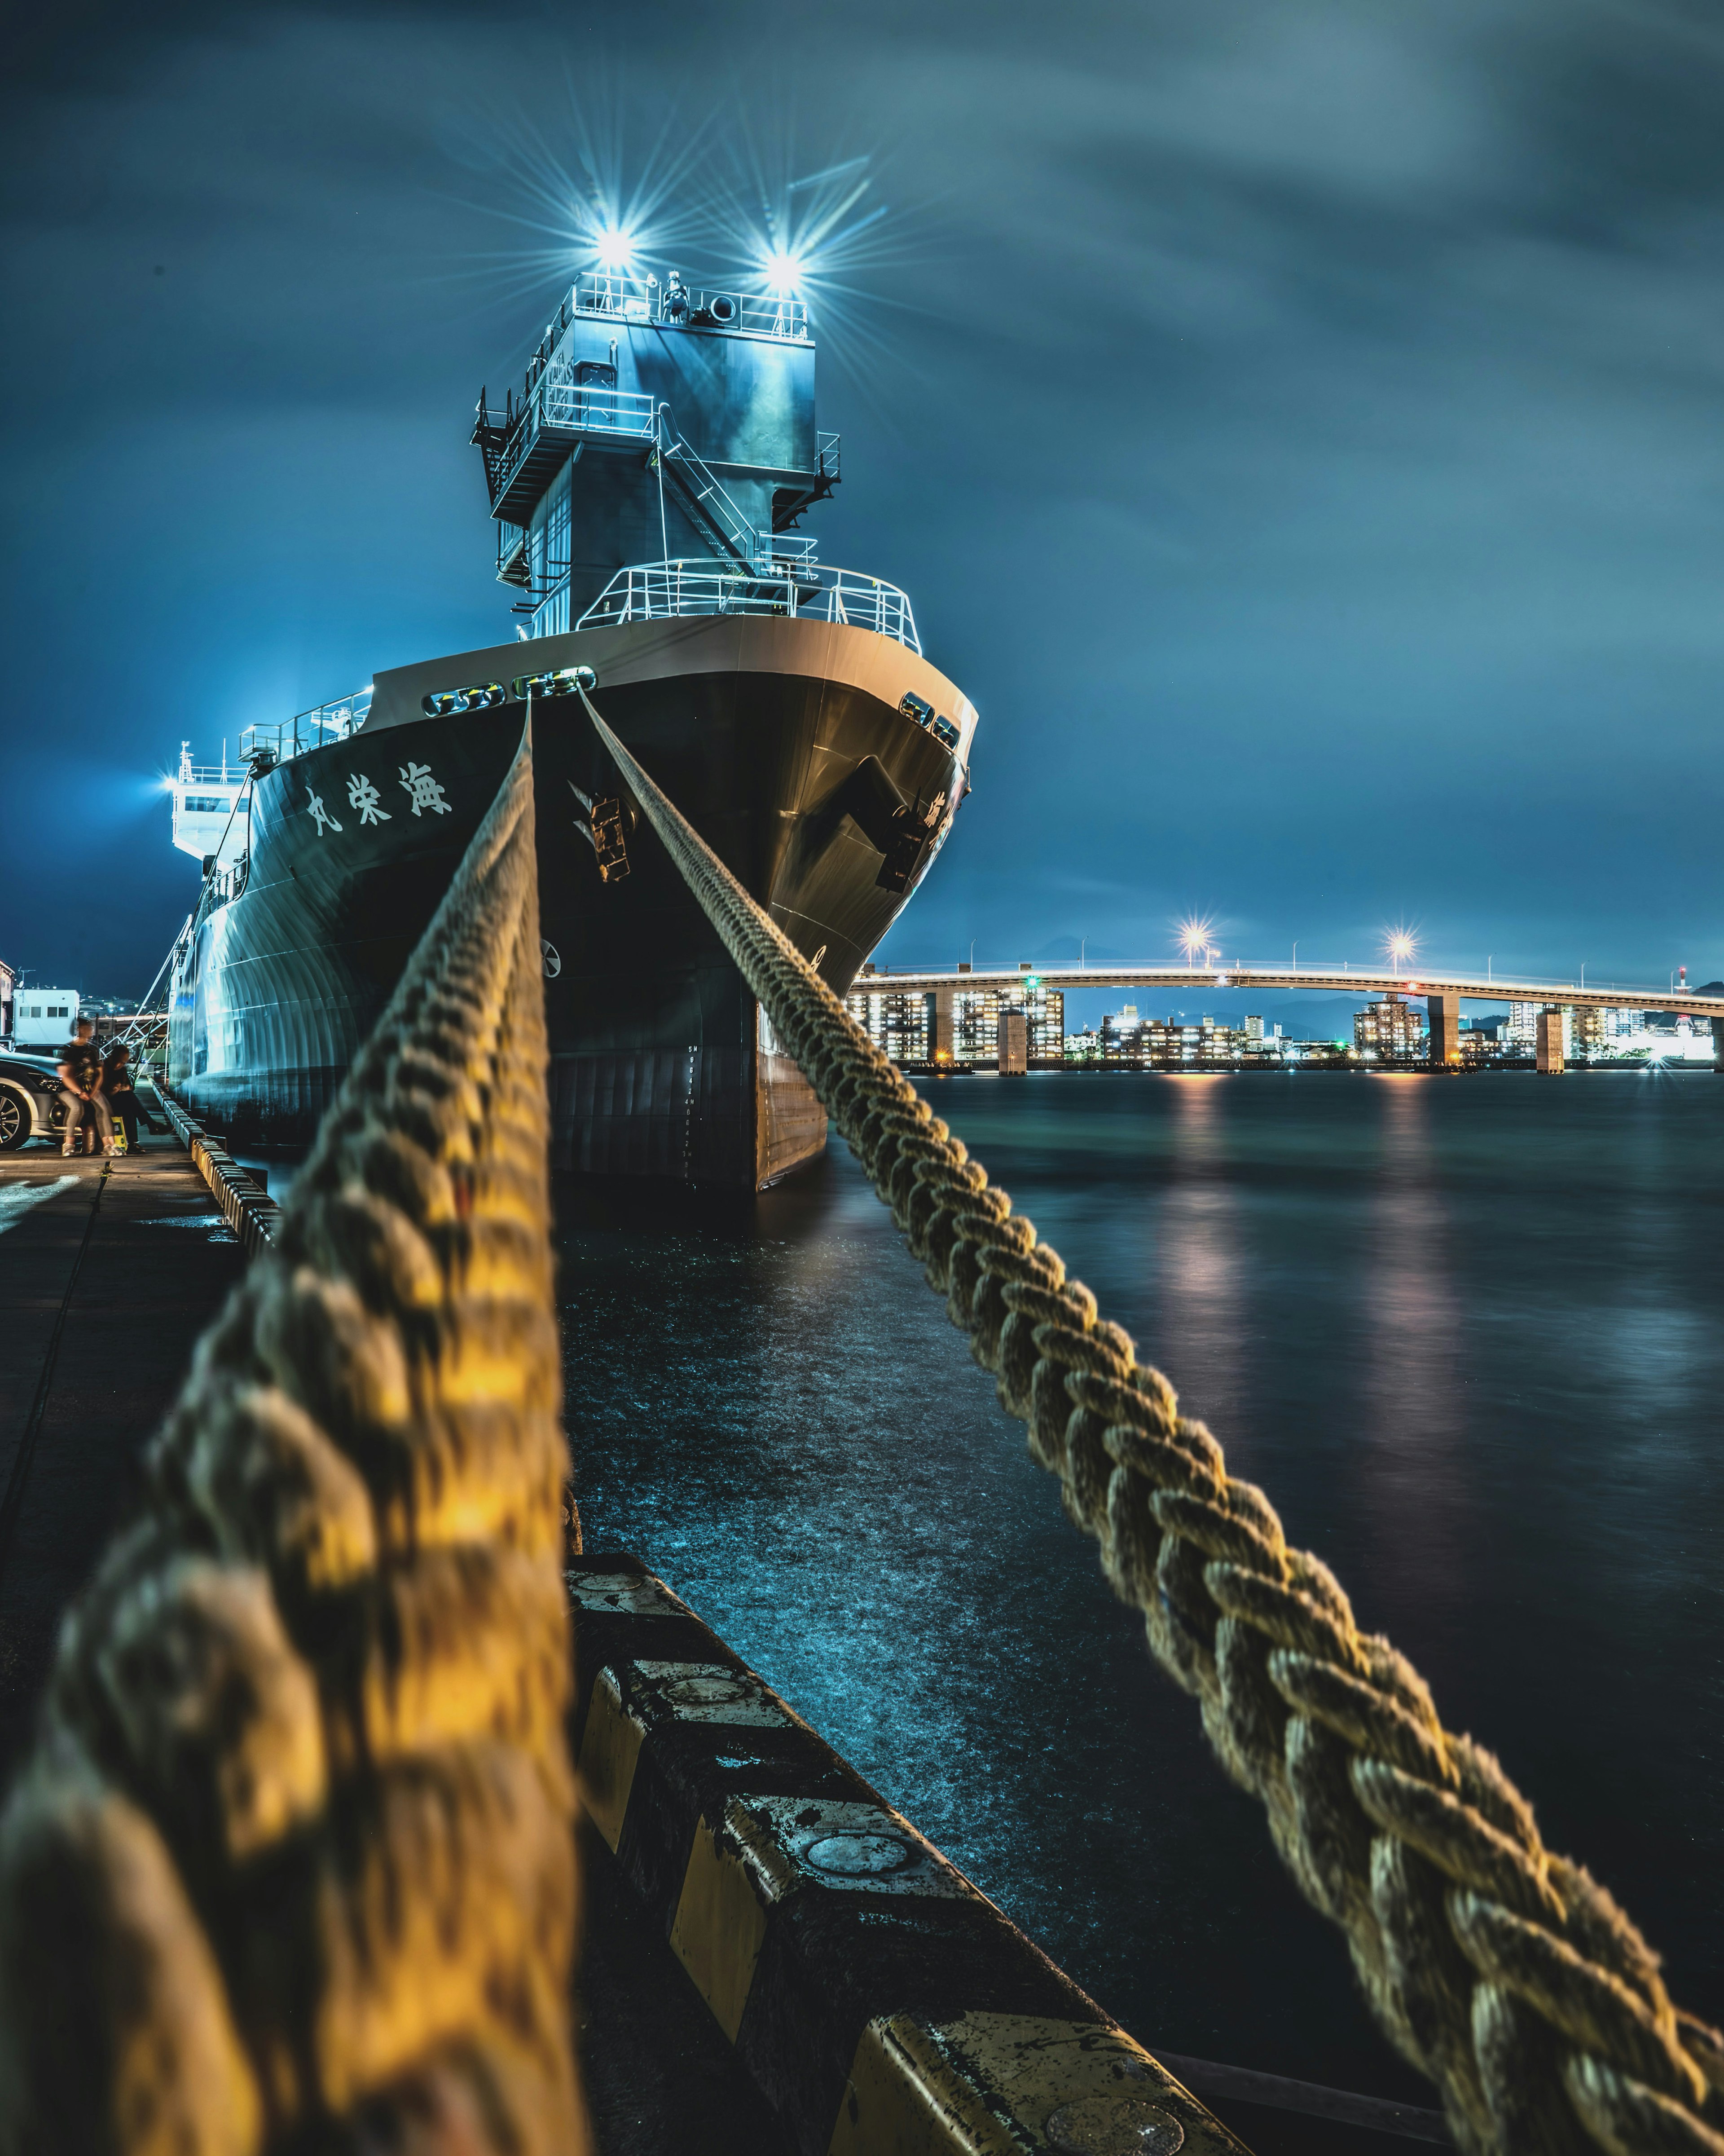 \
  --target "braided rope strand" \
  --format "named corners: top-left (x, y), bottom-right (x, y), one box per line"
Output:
top-left (582, 687), bottom-right (1724, 2156)
top-left (0, 729), bottom-right (588, 2155)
